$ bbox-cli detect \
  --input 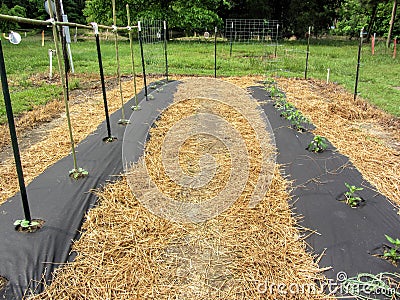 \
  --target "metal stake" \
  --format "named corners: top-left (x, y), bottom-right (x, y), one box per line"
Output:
top-left (305, 26), bottom-right (311, 79)
top-left (163, 20), bottom-right (169, 82)
top-left (138, 21), bottom-right (148, 101)
top-left (229, 22), bottom-right (233, 57)
top-left (214, 26), bottom-right (217, 78)
top-left (354, 28), bottom-right (364, 100)
top-left (126, 5), bottom-right (140, 111)
top-left (92, 23), bottom-right (115, 142)
top-left (0, 38), bottom-right (32, 223)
